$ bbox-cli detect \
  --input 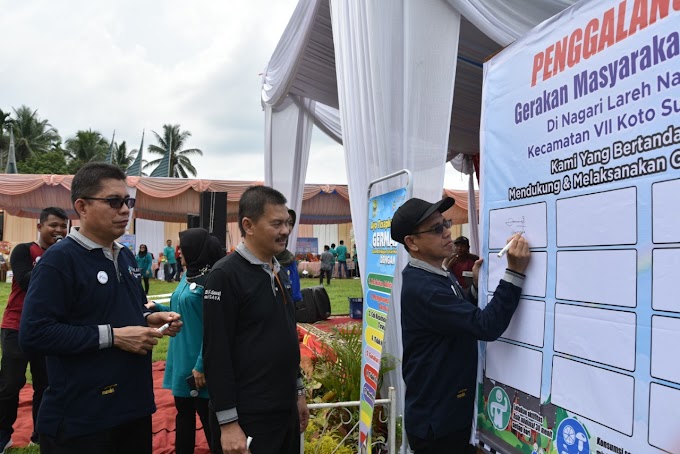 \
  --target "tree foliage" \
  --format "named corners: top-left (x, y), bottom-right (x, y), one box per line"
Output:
top-left (0, 106), bottom-right (202, 177)
top-left (8, 106), bottom-right (61, 161)
top-left (17, 150), bottom-right (69, 175)
top-left (111, 141), bottom-right (137, 171)
top-left (65, 129), bottom-right (110, 173)
top-left (145, 124), bottom-right (203, 178)
top-left (0, 109), bottom-right (12, 169)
